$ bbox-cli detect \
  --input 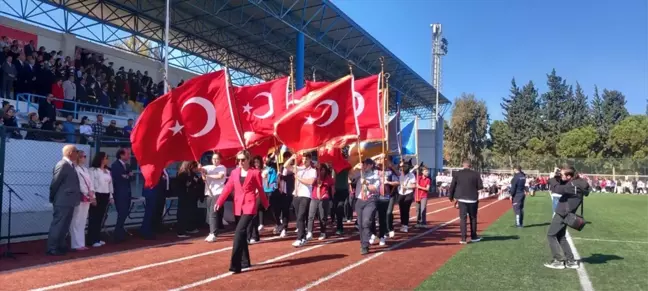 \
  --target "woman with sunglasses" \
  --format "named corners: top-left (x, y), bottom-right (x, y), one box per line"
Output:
top-left (70, 150), bottom-right (95, 250)
top-left (215, 150), bottom-right (269, 274)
